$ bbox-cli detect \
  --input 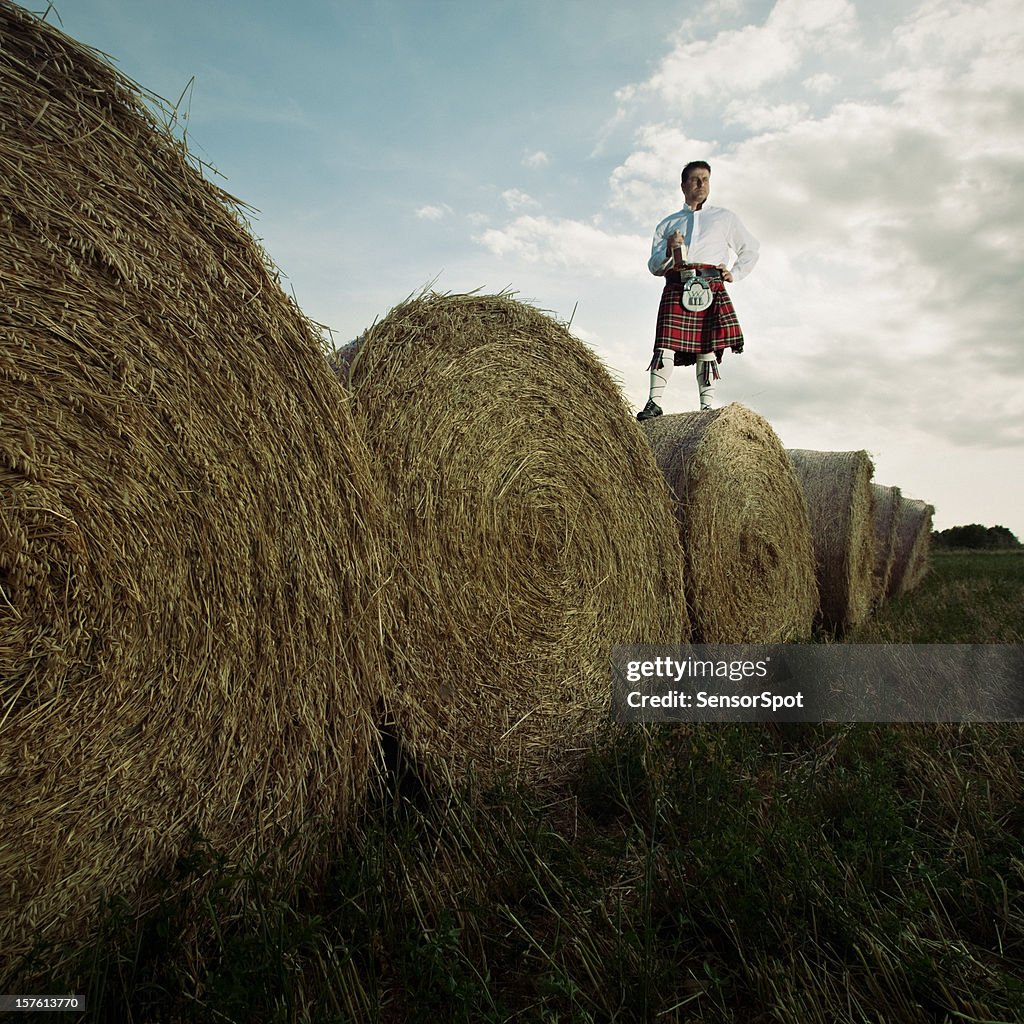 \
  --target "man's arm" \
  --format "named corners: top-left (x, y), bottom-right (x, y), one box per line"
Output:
top-left (726, 212), bottom-right (760, 282)
top-left (647, 216), bottom-right (678, 276)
